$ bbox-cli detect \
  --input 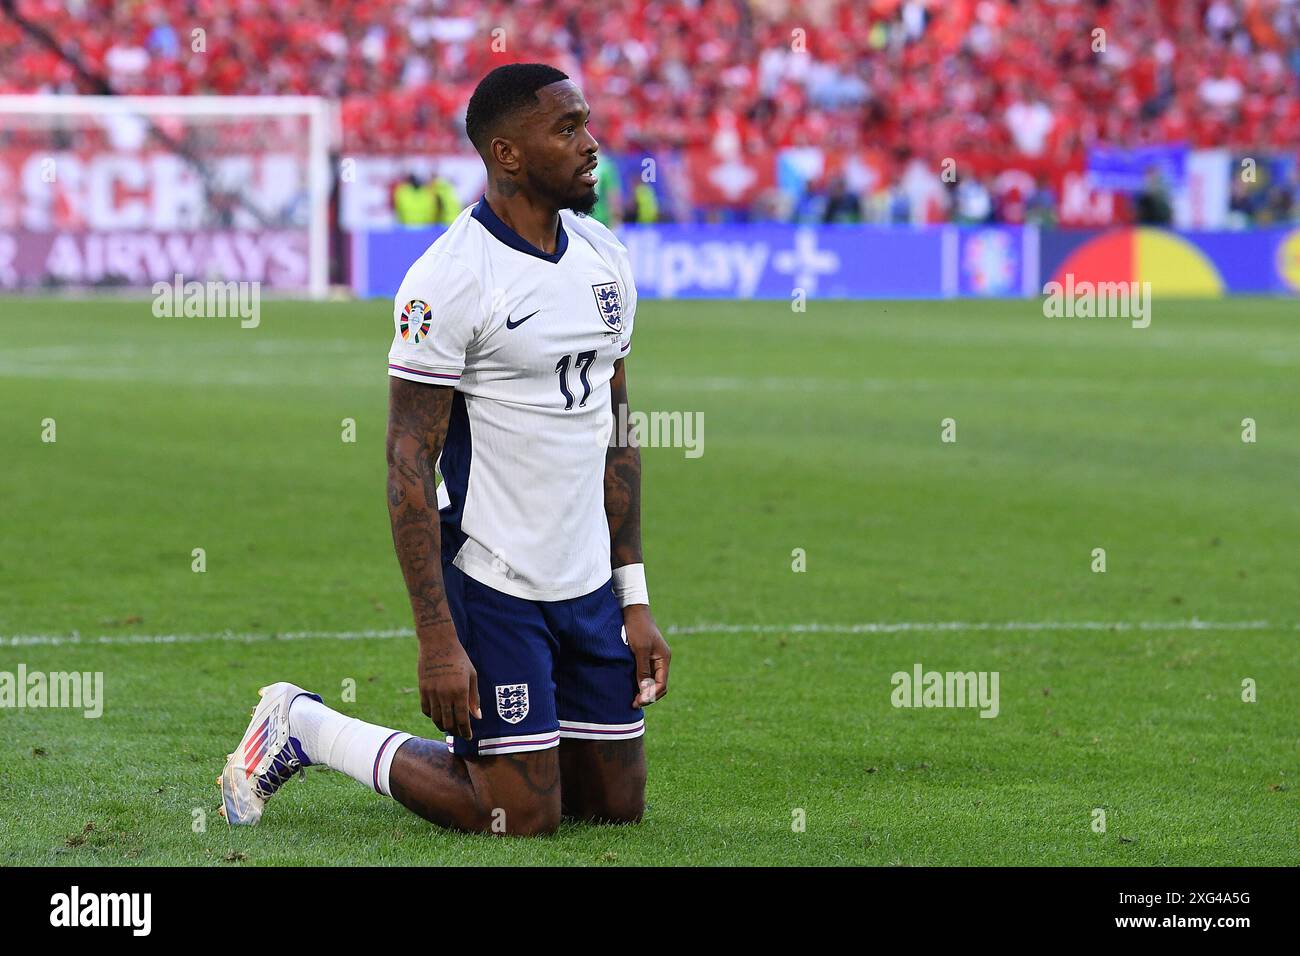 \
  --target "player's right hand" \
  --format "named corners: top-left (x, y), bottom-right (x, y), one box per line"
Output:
top-left (417, 639), bottom-right (482, 740)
